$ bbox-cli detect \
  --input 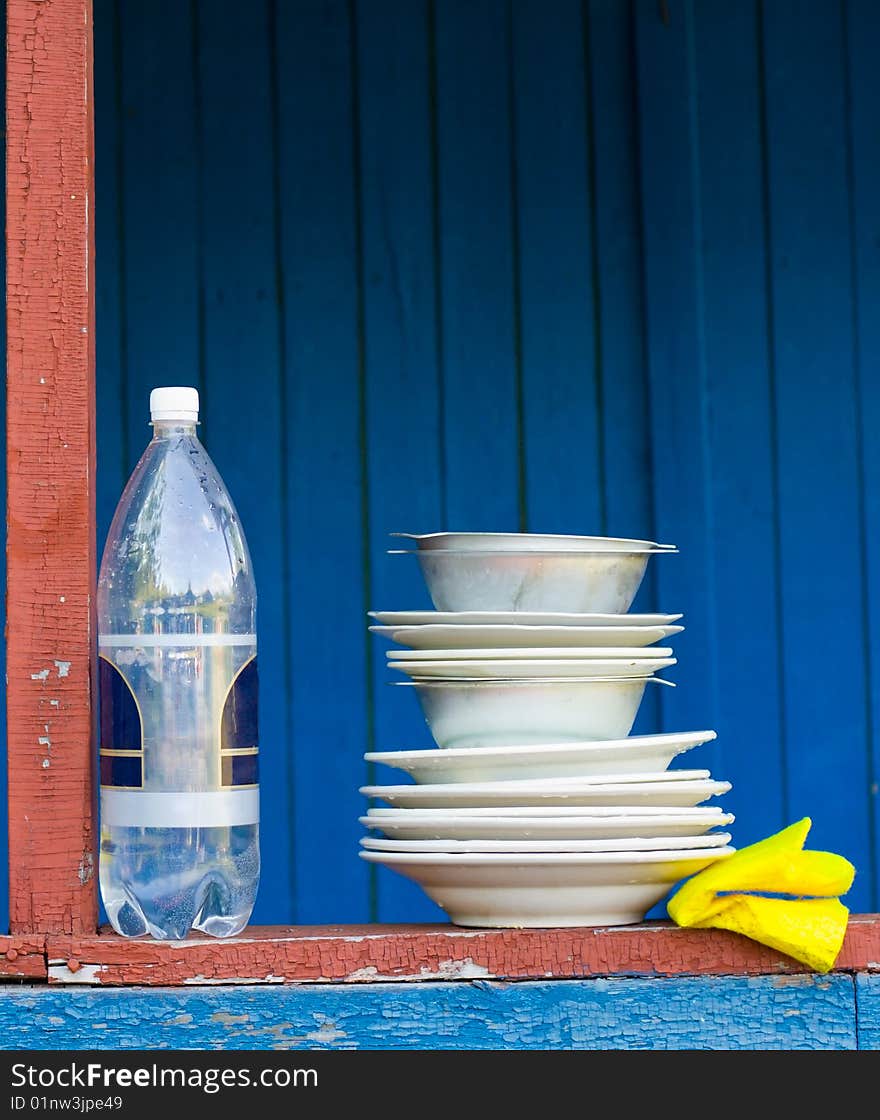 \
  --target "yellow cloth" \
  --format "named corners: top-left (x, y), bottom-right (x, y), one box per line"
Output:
top-left (666, 818), bottom-right (855, 973)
